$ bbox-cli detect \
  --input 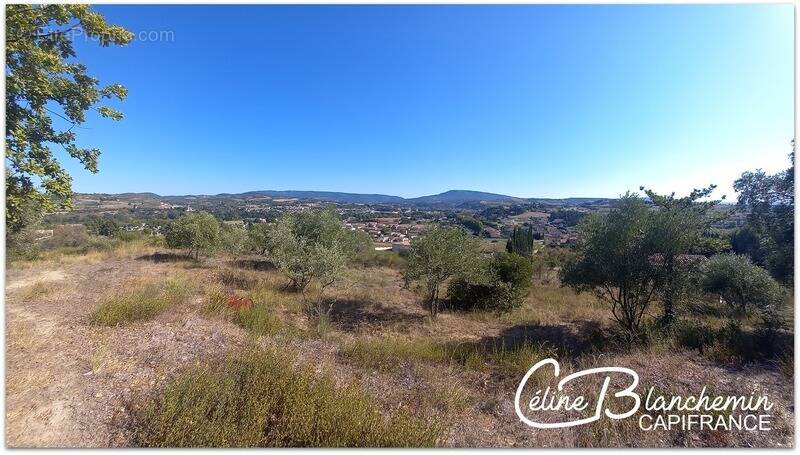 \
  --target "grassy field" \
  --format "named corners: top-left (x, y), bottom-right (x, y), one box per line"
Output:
top-left (5, 241), bottom-right (795, 447)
